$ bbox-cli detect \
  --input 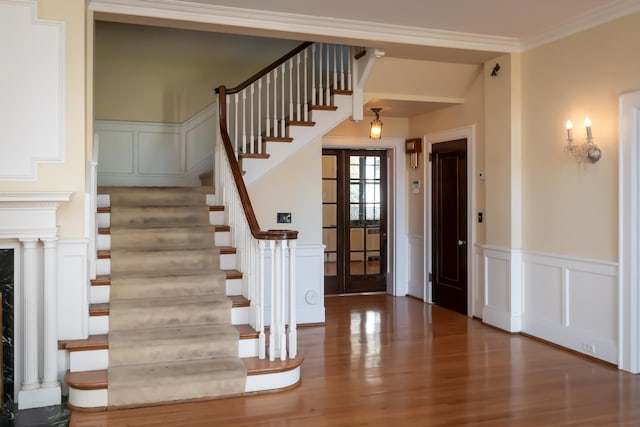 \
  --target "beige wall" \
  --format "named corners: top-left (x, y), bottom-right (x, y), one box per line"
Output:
top-left (94, 21), bottom-right (298, 123)
top-left (248, 140), bottom-right (322, 245)
top-left (0, 0), bottom-right (87, 238)
top-left (407, 63), bottom-right (485, 243)
top-left (521, 12), bottom-right (640, 261)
